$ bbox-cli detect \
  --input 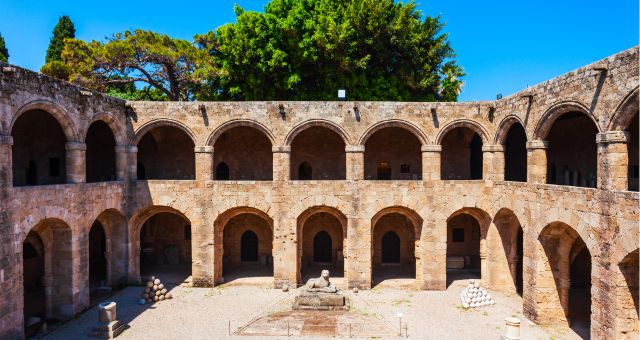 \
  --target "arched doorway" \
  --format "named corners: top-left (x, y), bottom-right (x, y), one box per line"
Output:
top-left (136, 125), bottom-right (195, 180)
top-left (313, 231), bottom-right (333, 263)
top-left (218, 210), bottom-right (273, 283)
top-left (545, 112), bottom-right (598, 187)
top-left (626, 113), bottom-right (638, 191)
top-left (381, 231), bottom-right (401, 263)
top-left (85, 121), bottom-right (116, 182)
top-left (298, 162), bottom-right (312, 180)
top-left (488, 209), bottom-right (524, 295)
top-left (89, 221), bottom-right (107, 297)
top-left (138, 212), bottom-right (192, 284)
top-left (215, 162), bottom-right (230, 180)
top-left (12, 110), bottom-right (67, 186)
top-left (290, 126), bottom-right (346, 180)
top-left (23, 231), bottom-right (45, 336)
top-left (446, 213), bottom-right (482, 287)
top-left (364, 126), bottom-right (422, 180)
top-left (503, 123), bottom-right (527, 182)
top-left (213, 126), bottom-right (273, 180)
top-left (440, 127), bottom-right (483, 180)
